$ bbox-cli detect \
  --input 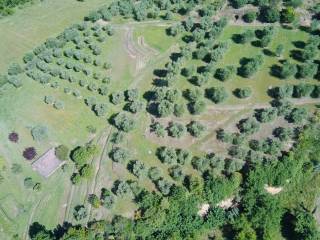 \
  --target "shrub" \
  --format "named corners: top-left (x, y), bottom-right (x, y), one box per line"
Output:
top-left (206, 87), bottom-right (228, 103)
top-left (279, 61), bottom-right (297, 79)
top-left (297, 63), bottom-right (318, 79)
top-left (169, 165), bottom-right (184, 181)
top-left (8, 63), bottom-right (24, 75)
top-left (215, 66), bottom-right (236, 81)
top-left (112, 112), bottom-right (135, 132)
top-left (239, 55), bottom-right (264, 78)
top-left (260, 6), bottom-right (280, 23)
top-left (80, 164), bottom-right (94, 179)
top-left (110, 131), bottom-right (125, 144)
top-left (188, 100), bottom-right (206, 115)
top-left (23, 147), bottom-right (37, 160)
top-left (71, 173), bottom-right (82, 185)
top-left (73, 205), bottom-right (87, 221)
top-left (110, 147), bottom-right (129, 164)
top-left (73, 89), bottom-right (81, 98)
top-left (8, 132), bottom-right (19, 143)
top-left (113, 180), bottom-right (131, 197)
top-left (286, 107), bottom-right (307, 123)
top-left (216, 129), bottom-right (233, 143)
top-left (101, 188), bottom-right (114, 209)
top-left (270, 85), bottom-right (293, 99)
top-left (293, 84), bottom-right (314, 98)
top-left (187, 121), bottom-right (206, 137)
top-left (174, 103), bottom-right (185, 117)
top-left (243, 11), bottom-right (257, 23)
top-left (148, 167), bottom-right (162, 181)
top-left (273, 127), bottom-right (293, 141)
top-left (85, 96), bottom-right (97, 108)
top-left (55, 145), bottom-right (69, 161)
top-left (110, 92), bottom-right (125, 105)
top-left (156, 178), bottom-right (172, 196)
top-left (24, 177), bottom-right (34, 189)
top-left (192, 156), bottom-right (210, 172)
top-left (176, 149), bottom-right (192, 165)
top-left (126, 101), bottom-right (144, 113)
top-left (31, 125), bottom-right (48, 142)
top-left (157, 100), bottom-right (174, 117)
top-left (238, 30), bottom-right (255, 44)
top-left (23, 52), bottom-right (35, 63)
top-left (255, 108), bottom-right (277, 123)
top-left (88, 194), bottom-right (100, 208)
top-left (7, 76), bottom-right (22, 88)
top-left (234, 87), bottom-right (251, 98)
top-left (11, 163), bottom-right (22, 174)
top-left (184, 88), bottom-right (203, 102)
top-left (275, 44), bottom-right (284, 57)
top-left (129, 160), bottom-right (146, 178)
top-left (157, 147), bottom-right (177, 165)
top-left (167, 122), bottom-right (186, 138)
top-left (99, 86), bottom-right (108, 96)
top-left (281, 7), bottom-right (296, 23)
top-left (237, 118), bottom-right (260, 135)
top-left (125, 89), bottom-right (139, 102)
top-left (93, 103), bottom-right (107, 116)
top-left (71, 144), bottom-right (98, 167)
top-left (54, 100), bottom-right (64, 110)
top-left (150, 122), bottom-right (166, 137)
